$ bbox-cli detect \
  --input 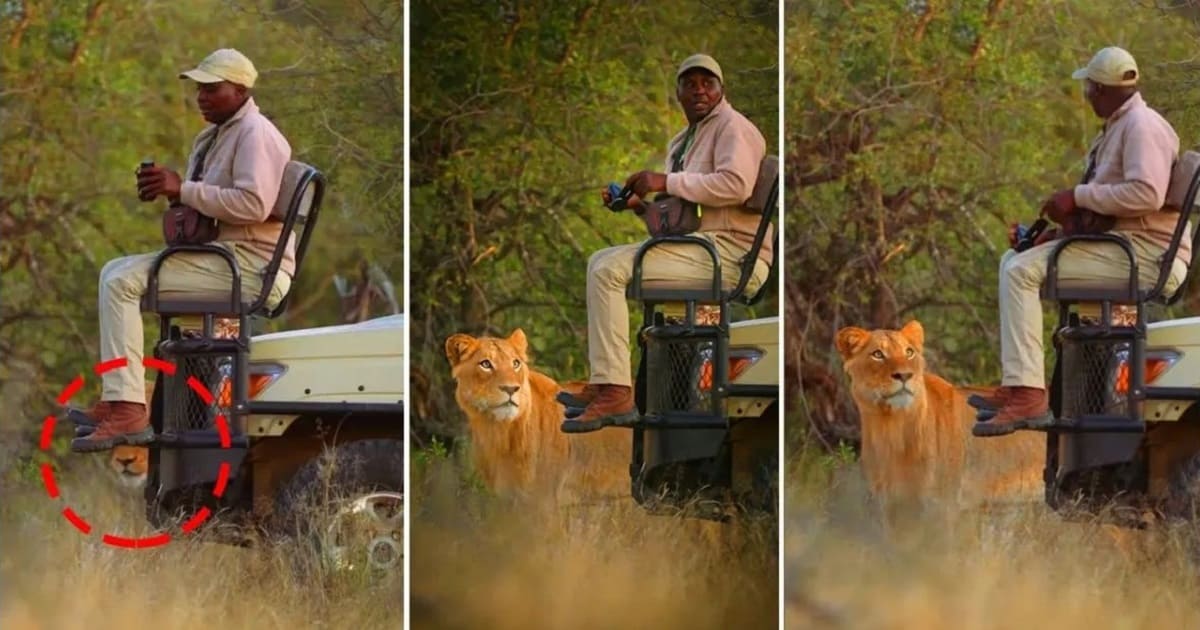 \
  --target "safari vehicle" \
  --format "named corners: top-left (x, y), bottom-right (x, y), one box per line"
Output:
top-left (72, 162), bottom-right (404, 573)
top-left (568, 155), bottom-right (780, 522)
top-left (1001, 150), bottom-right (1200, 526)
